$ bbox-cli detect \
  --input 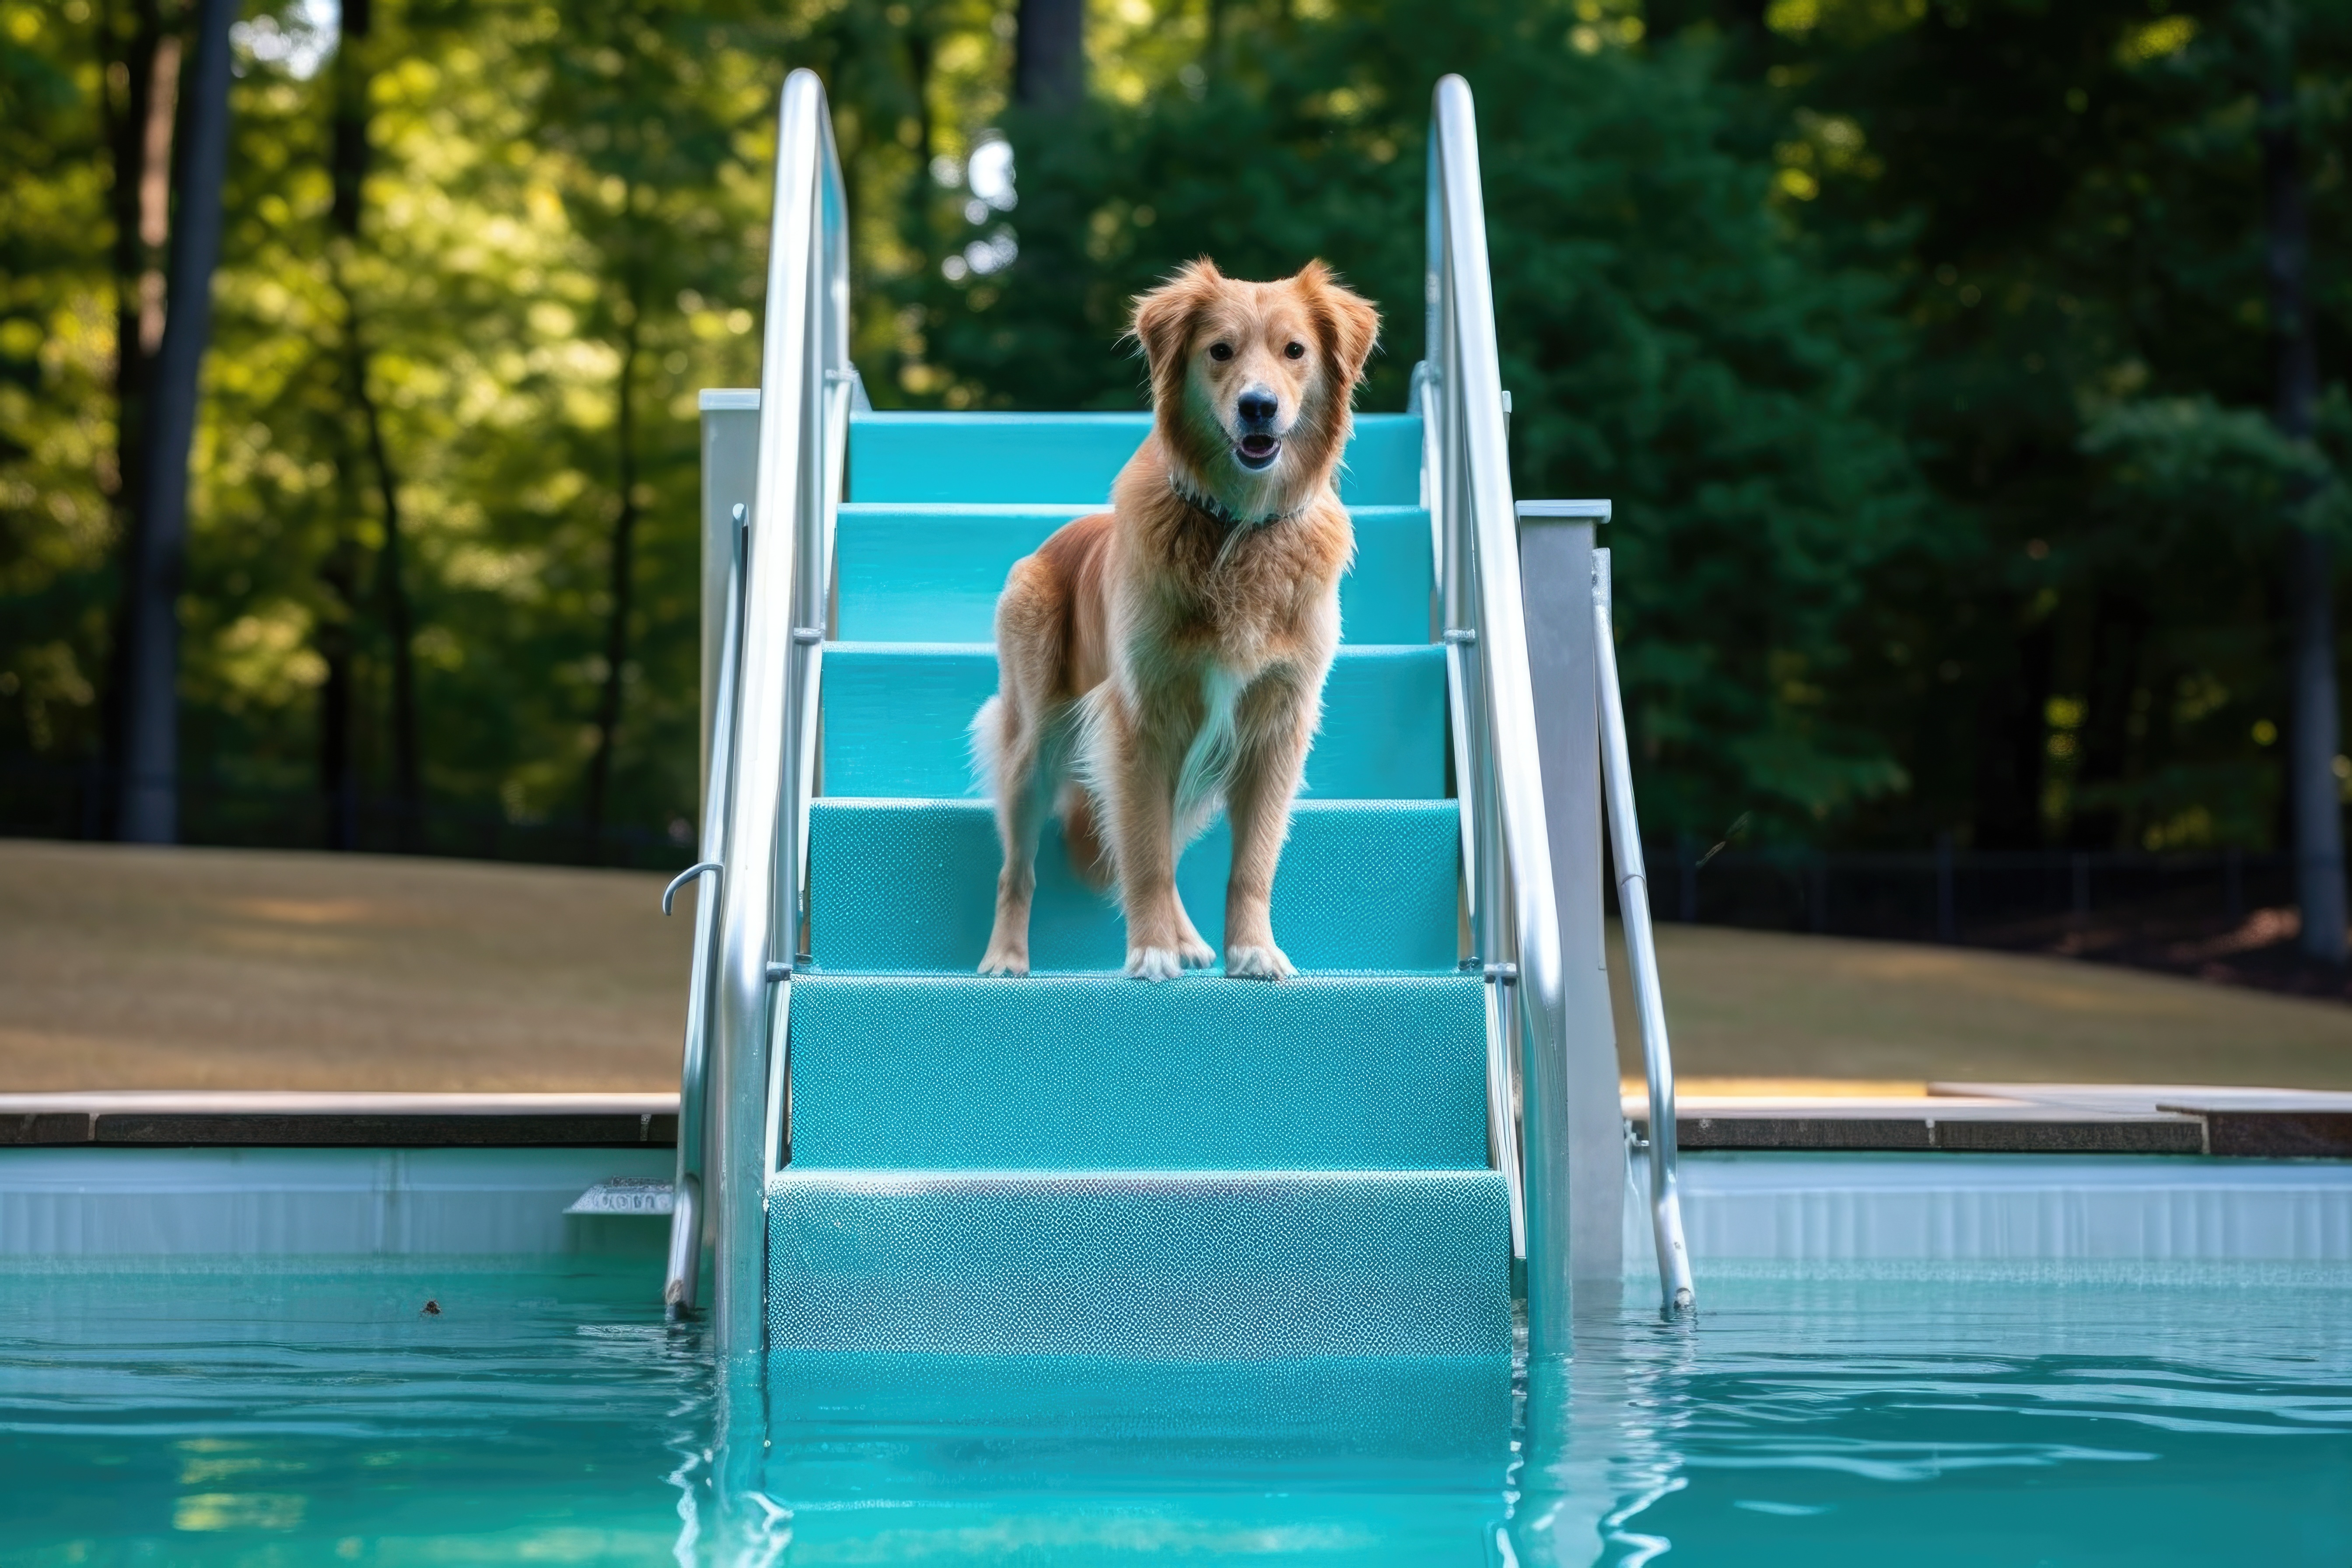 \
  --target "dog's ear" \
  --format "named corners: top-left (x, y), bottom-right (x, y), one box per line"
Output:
top-left (1298, 260), bottom-right (1380, 390)
top-left (1131, 259), bottom-right (1223, 398)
